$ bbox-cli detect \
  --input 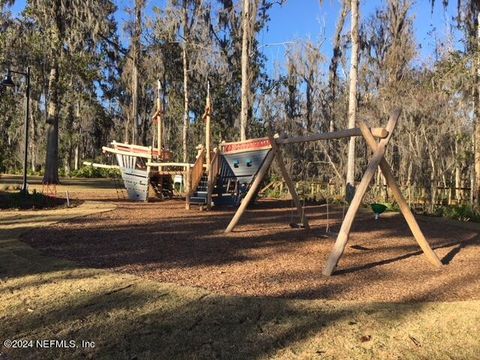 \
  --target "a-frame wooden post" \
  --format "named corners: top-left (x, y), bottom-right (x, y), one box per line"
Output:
top-left (323, 109), bottom-right (442, 275)
top-left (225, 149), bottom-right (277, 233)
top-left (357, 118), bottom-right (442, 268)
top-left (269, 134), bottom-right (310, 230)
top-left (225, 134), bottom-right (309, 233)
top-left (323, 111), bottom-right (399, 276)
